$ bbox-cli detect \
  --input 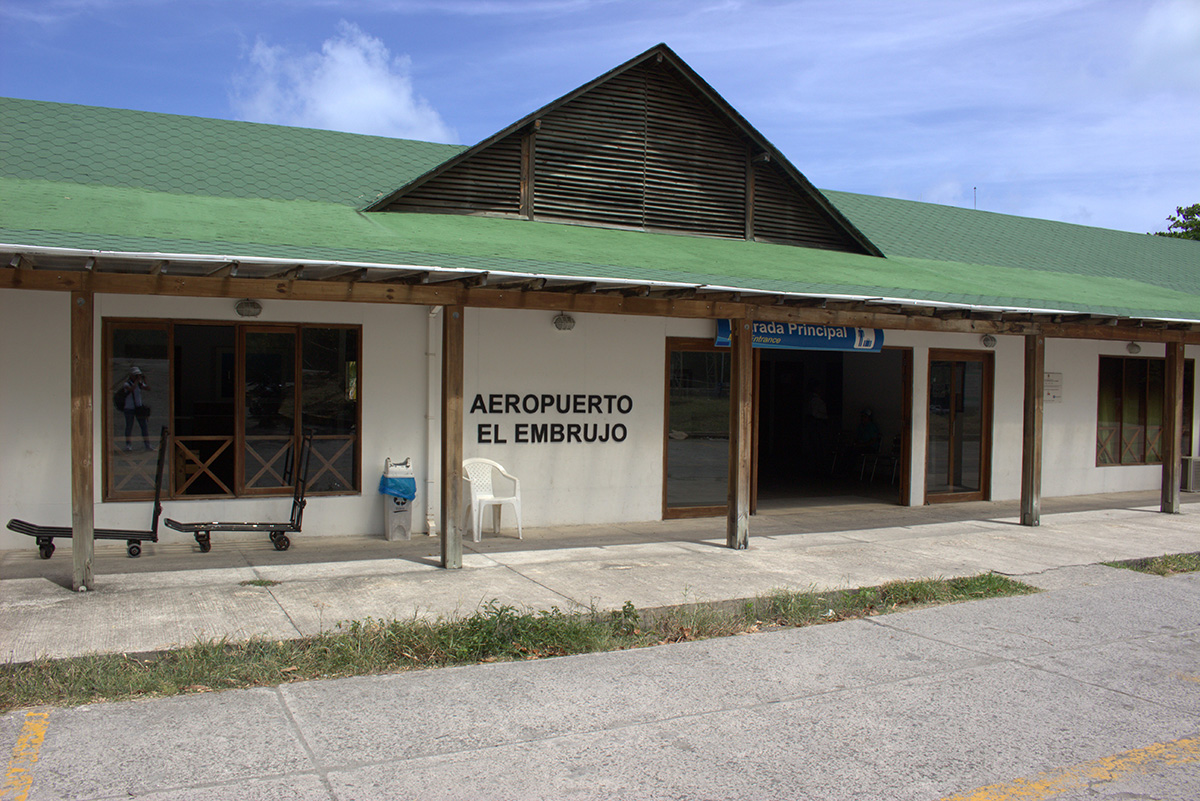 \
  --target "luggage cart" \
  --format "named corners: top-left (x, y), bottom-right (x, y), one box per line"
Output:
top-left (7, 427), bottom-right (168, 558)
top-left (164, 430), bottom-right (312, 552)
